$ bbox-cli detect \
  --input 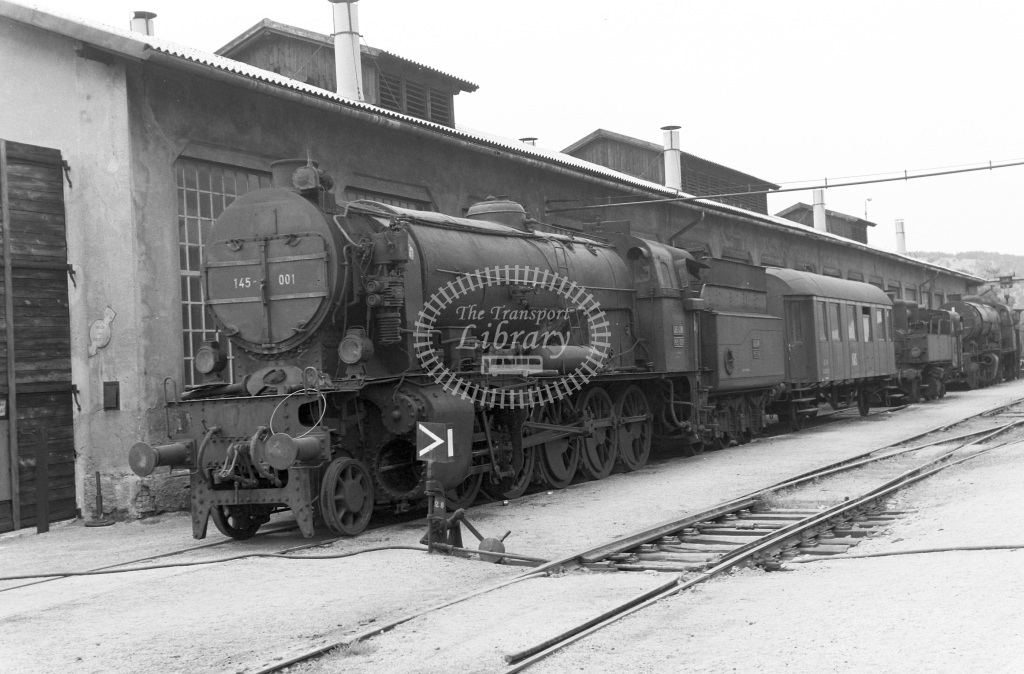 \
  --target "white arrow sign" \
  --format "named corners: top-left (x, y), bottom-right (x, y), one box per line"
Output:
top-left (416, 422), bottom-right (455, 462)
top-left (418, 424), bottom-right (445, 457)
